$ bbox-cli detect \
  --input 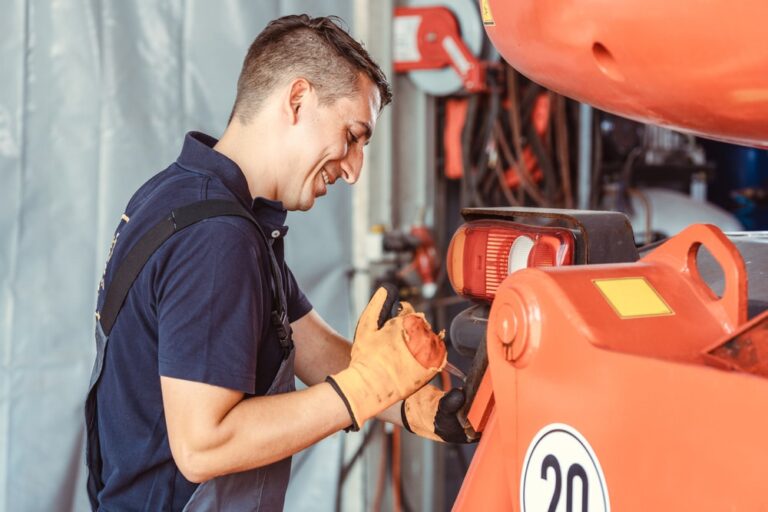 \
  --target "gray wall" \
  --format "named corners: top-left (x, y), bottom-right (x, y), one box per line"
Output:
top-left (0, 1), bottom-right (359, 509)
